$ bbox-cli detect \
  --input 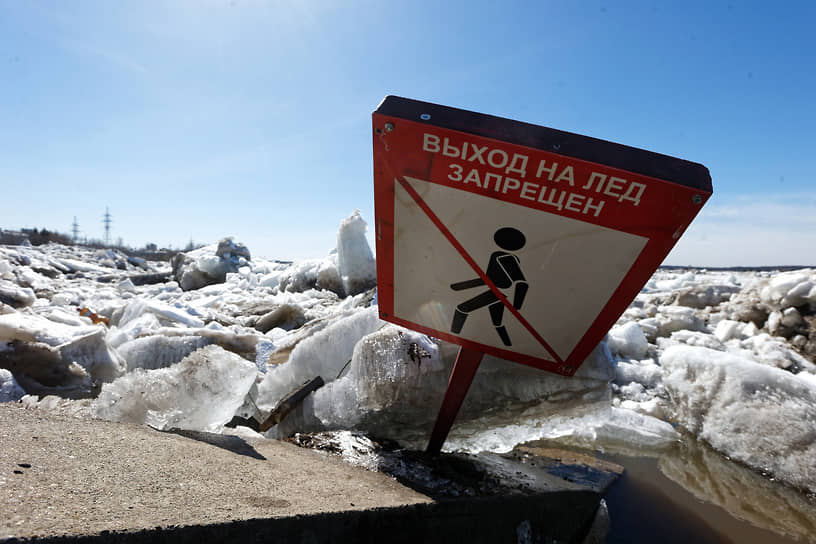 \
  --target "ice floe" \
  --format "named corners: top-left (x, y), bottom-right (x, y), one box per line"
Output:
top-left (1, 216), bottom-right (815, 496)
